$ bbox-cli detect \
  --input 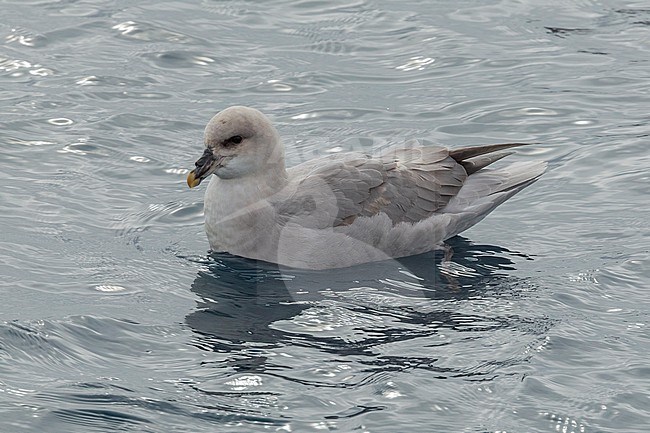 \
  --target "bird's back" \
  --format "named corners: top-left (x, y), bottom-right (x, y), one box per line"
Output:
top-left (268, 143), bottom-right (545, 268)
